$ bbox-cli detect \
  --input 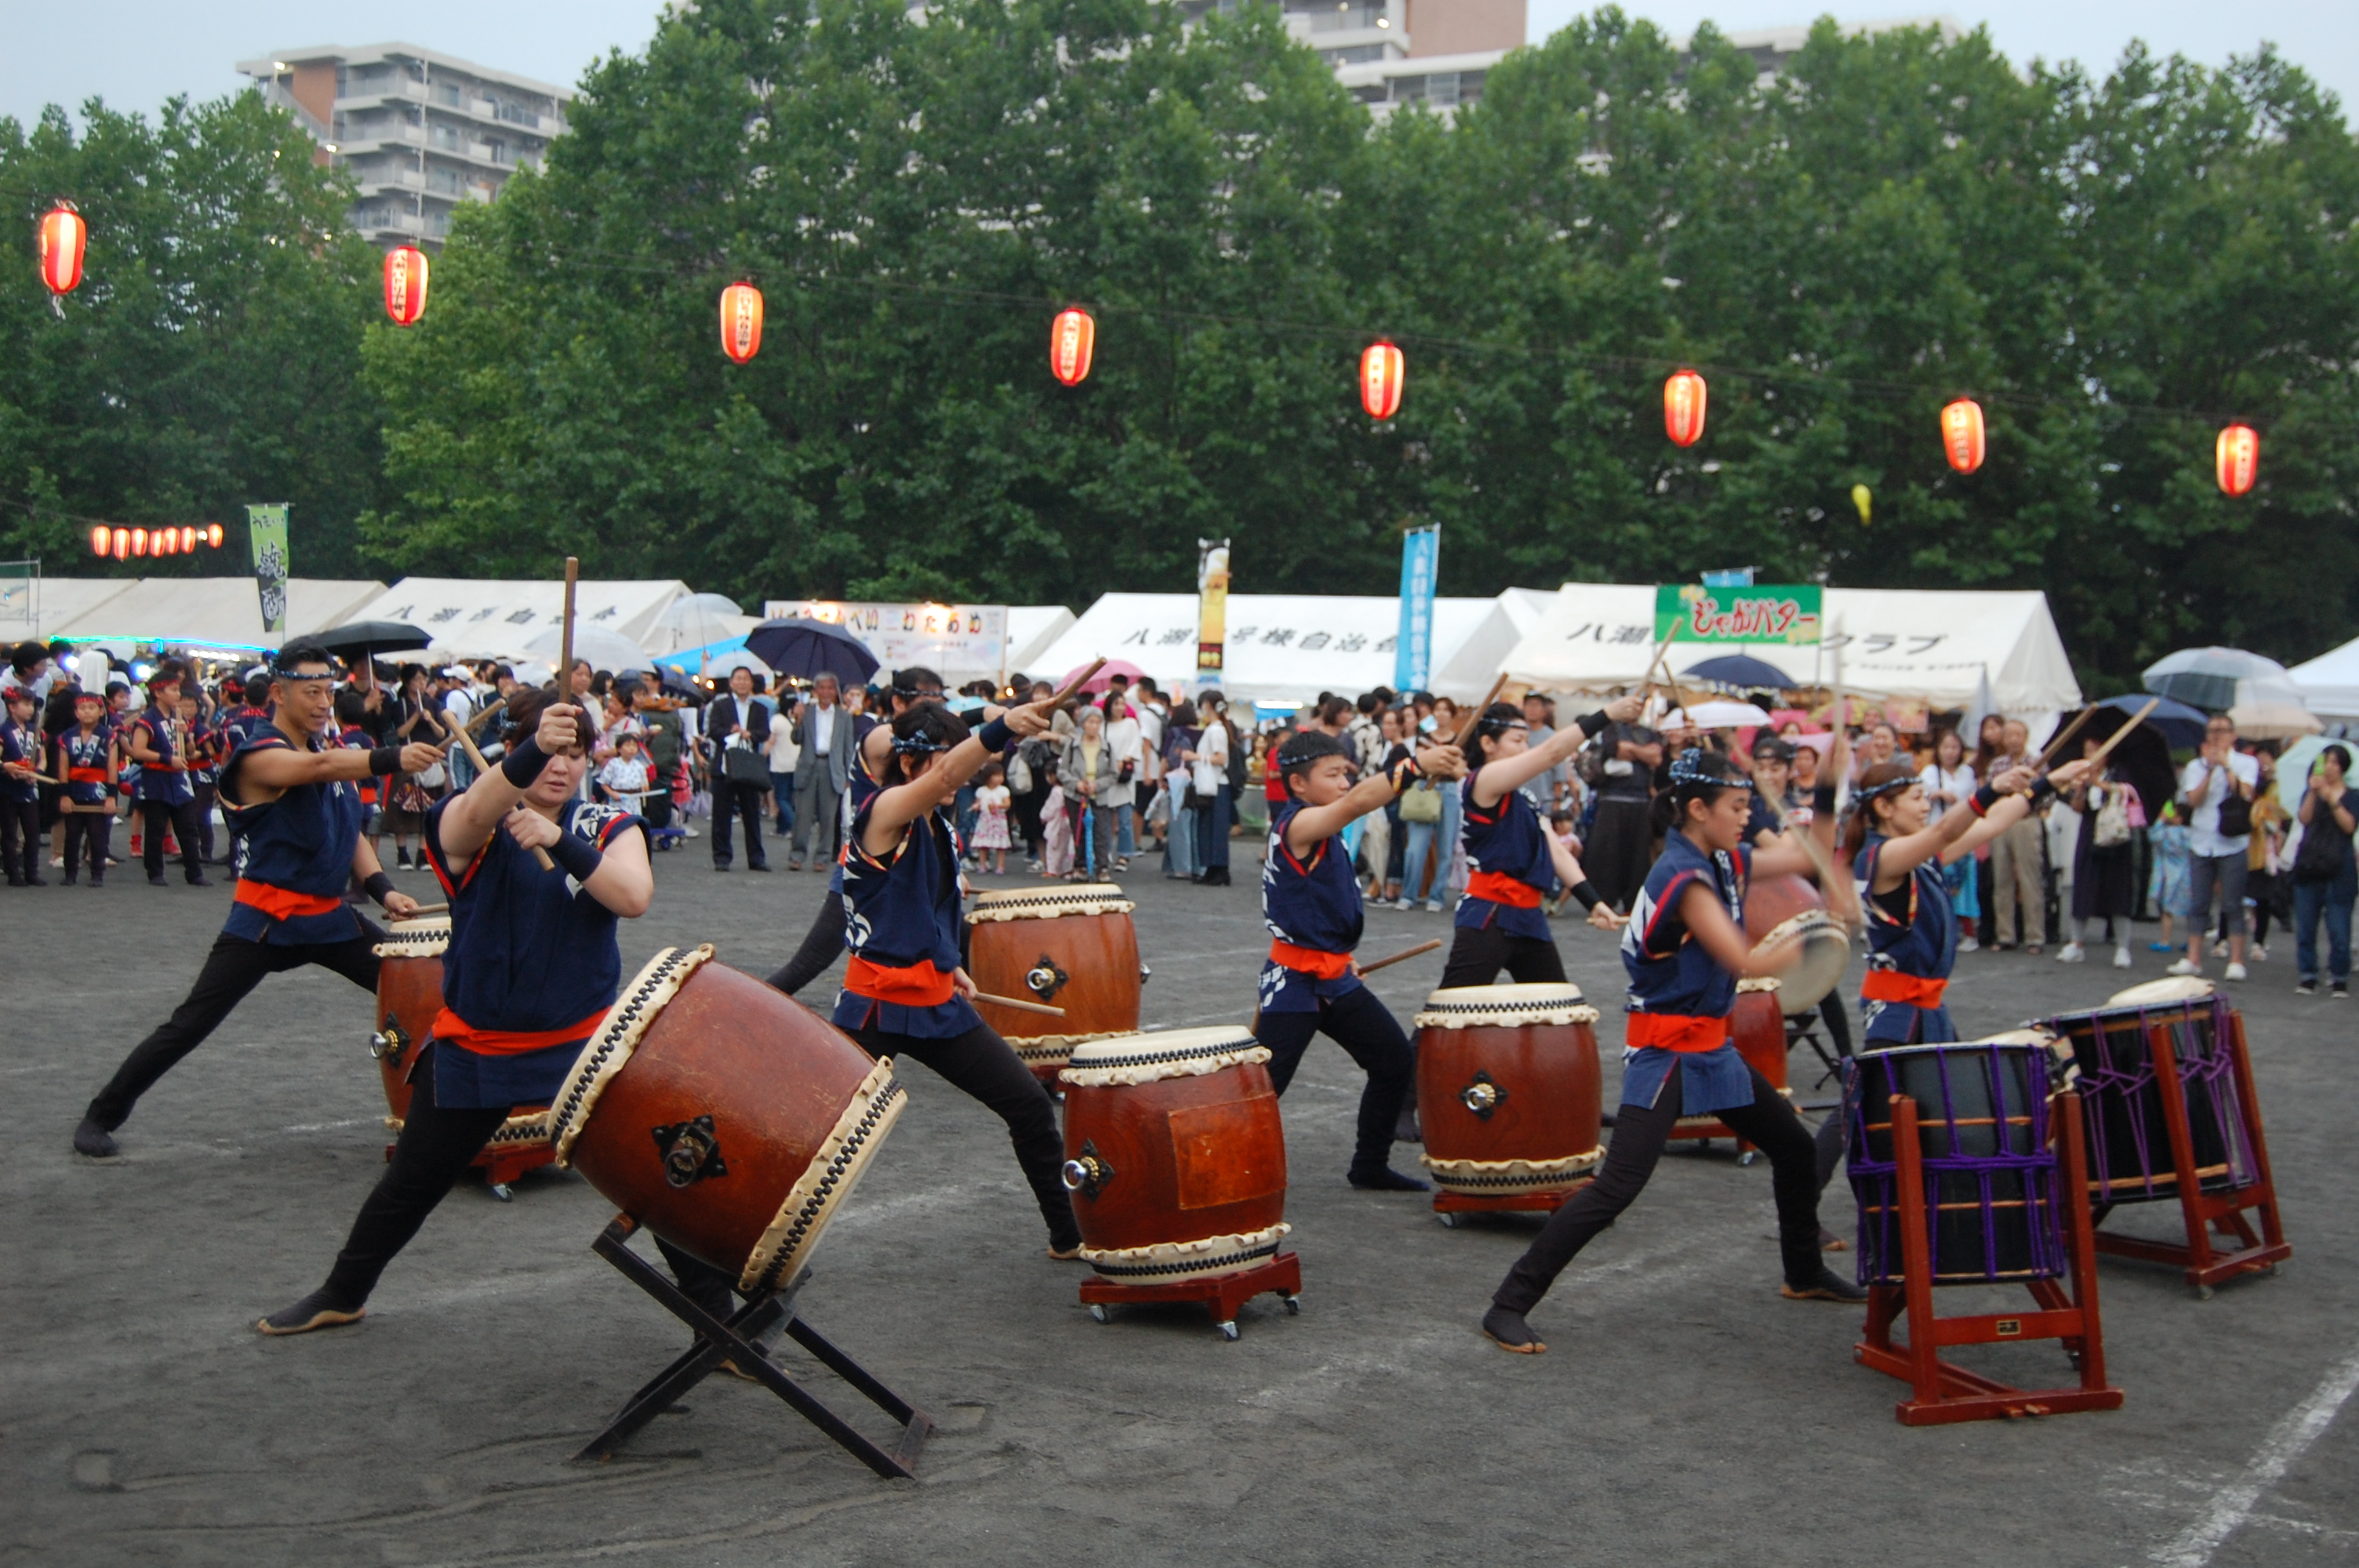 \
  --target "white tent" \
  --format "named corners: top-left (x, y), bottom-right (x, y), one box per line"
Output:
top-left (48, 578), bottom-right (387, 653)
top-left (1499, 583), bottom-right (2081, 716)
top-left (2290, 637), bottom-right (2359, 721)
top-left (1030, 593), bottom-right (1510, 706)
top-left (1005, 605), bottom-right (1077, 680)
top-left (337, 577), bottom-right (689, 661)
top-left (0, 575), bottom-right (140, 641)
top-left (1431, 588), bottom-right (1558, 696)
